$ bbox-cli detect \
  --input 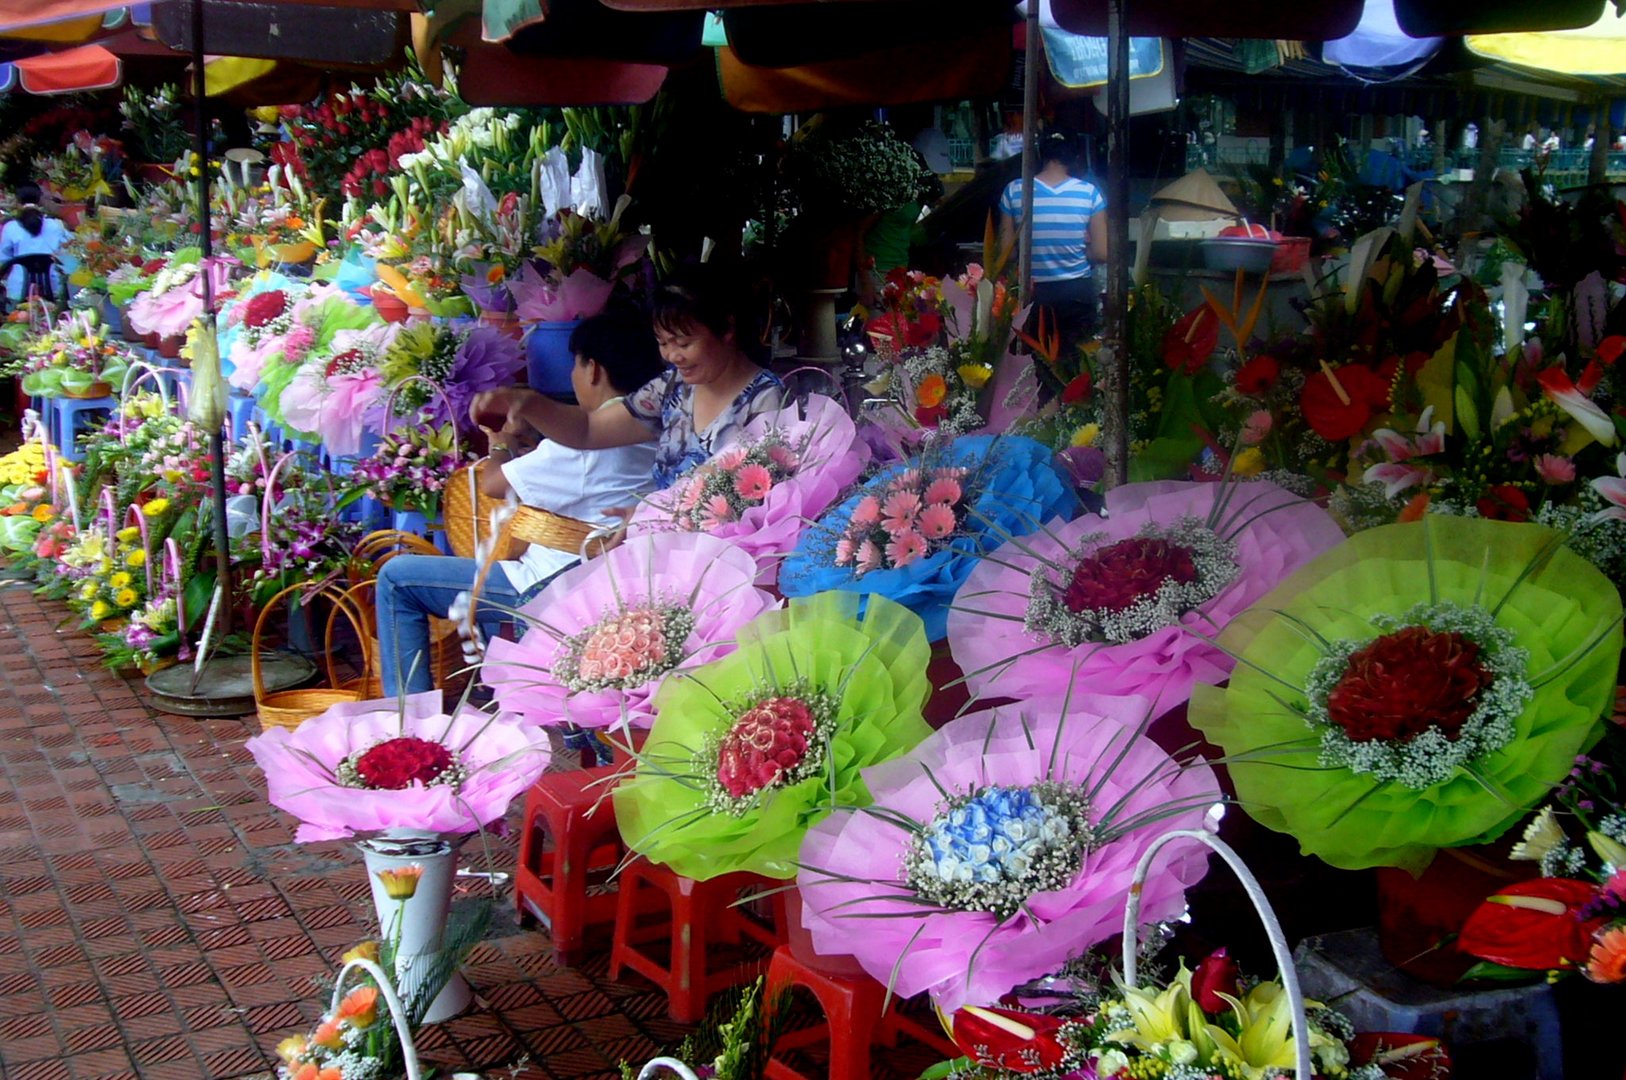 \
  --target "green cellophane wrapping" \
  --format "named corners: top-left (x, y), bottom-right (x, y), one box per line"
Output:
top-left (613, 590), bottom-right (933, 881)
top-left (1188, 517), bottom-right (1623, 873)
